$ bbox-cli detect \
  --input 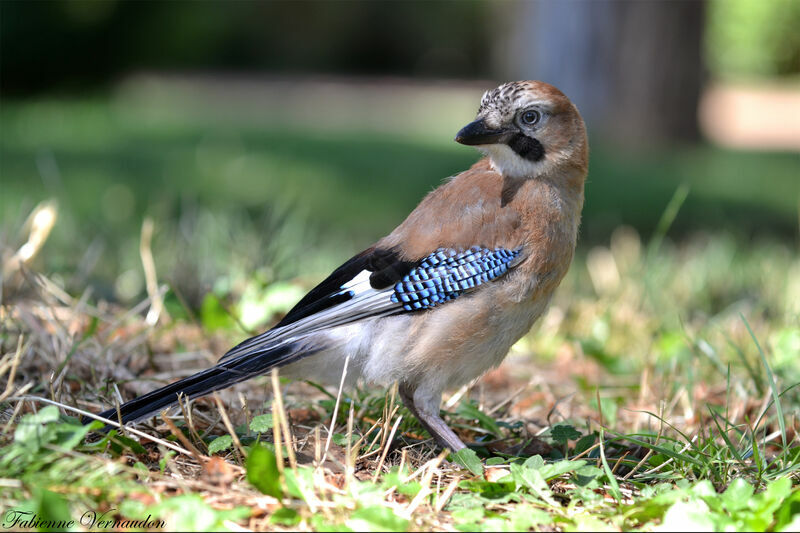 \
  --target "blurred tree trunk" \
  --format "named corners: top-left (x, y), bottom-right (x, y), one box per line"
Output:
top-left (493, 0), bottom-right (706, 145)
